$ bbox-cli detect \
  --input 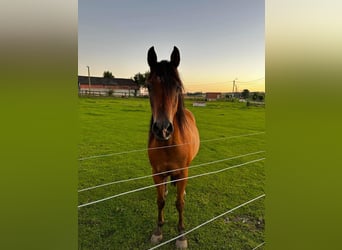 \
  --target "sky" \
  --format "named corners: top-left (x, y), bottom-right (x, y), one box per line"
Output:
top-left (78, 0), bottom-right (264, 92)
